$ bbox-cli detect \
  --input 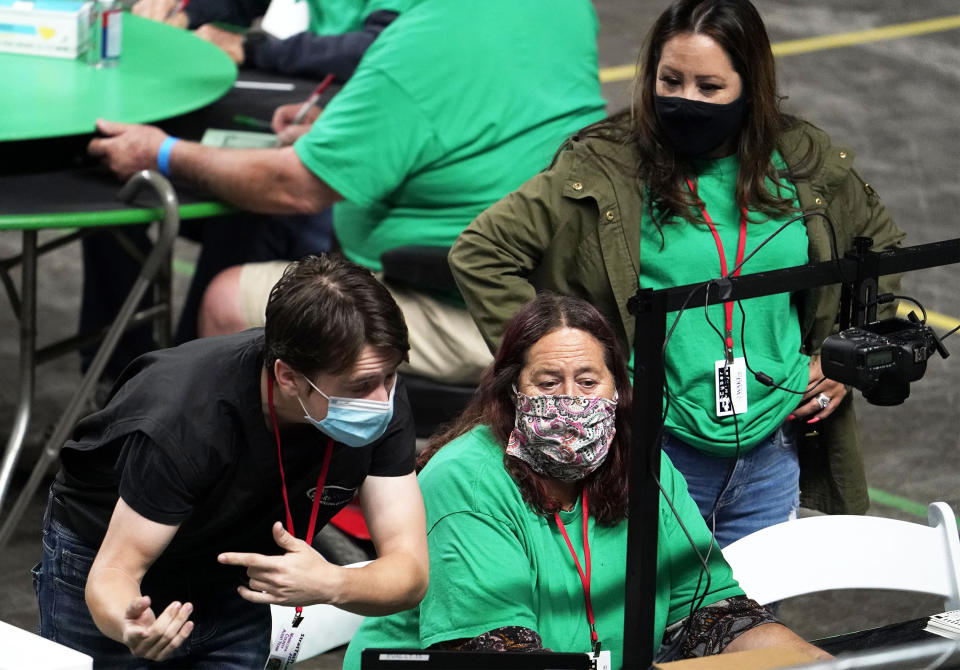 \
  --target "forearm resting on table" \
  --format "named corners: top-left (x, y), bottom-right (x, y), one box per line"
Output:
top-left (723, 623), bottom-right (831, 660)
top-left (168, 142), bottom-right (340, 215)
top-left (660, 596), bottom-right (829, 661)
